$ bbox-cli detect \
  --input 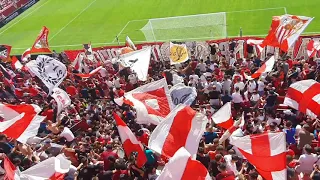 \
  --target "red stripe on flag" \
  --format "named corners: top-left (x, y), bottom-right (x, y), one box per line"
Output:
top-left (181, 157), bottom-right (208, 180)
top-left (217, 117), bottom-right (234, 130)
